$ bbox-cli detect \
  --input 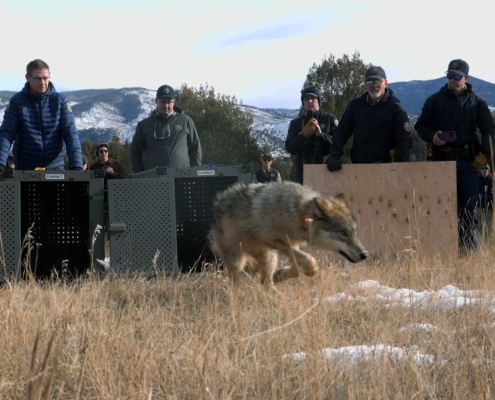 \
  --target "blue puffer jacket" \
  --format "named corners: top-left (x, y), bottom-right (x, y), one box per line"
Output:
top-left (0, 82), bottom-right (82, 170)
